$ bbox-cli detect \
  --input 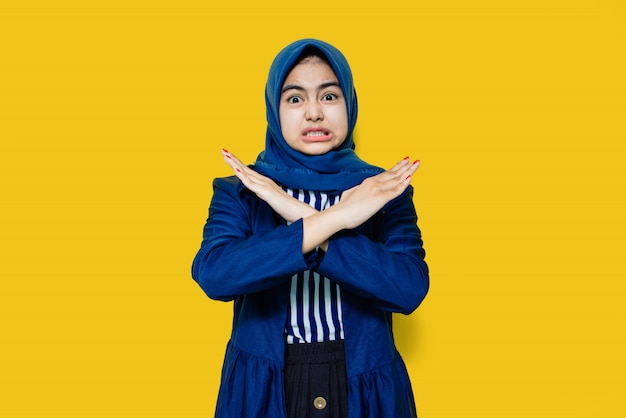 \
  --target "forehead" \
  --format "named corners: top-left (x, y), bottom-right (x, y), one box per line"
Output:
top-left (282, 57), bottom-right (339, 86)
